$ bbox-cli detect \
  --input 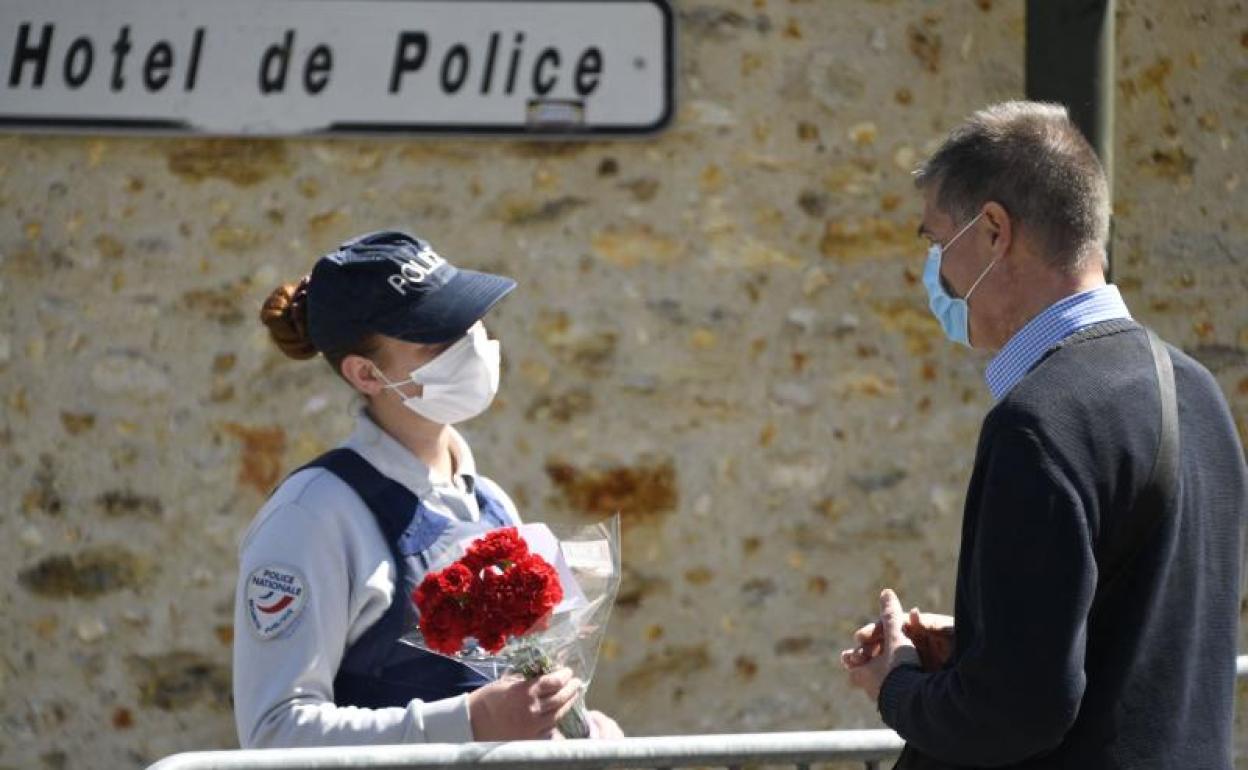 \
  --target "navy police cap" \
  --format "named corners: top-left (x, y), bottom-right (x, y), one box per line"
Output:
top-left (306, 230), bottom-right (516, 352)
